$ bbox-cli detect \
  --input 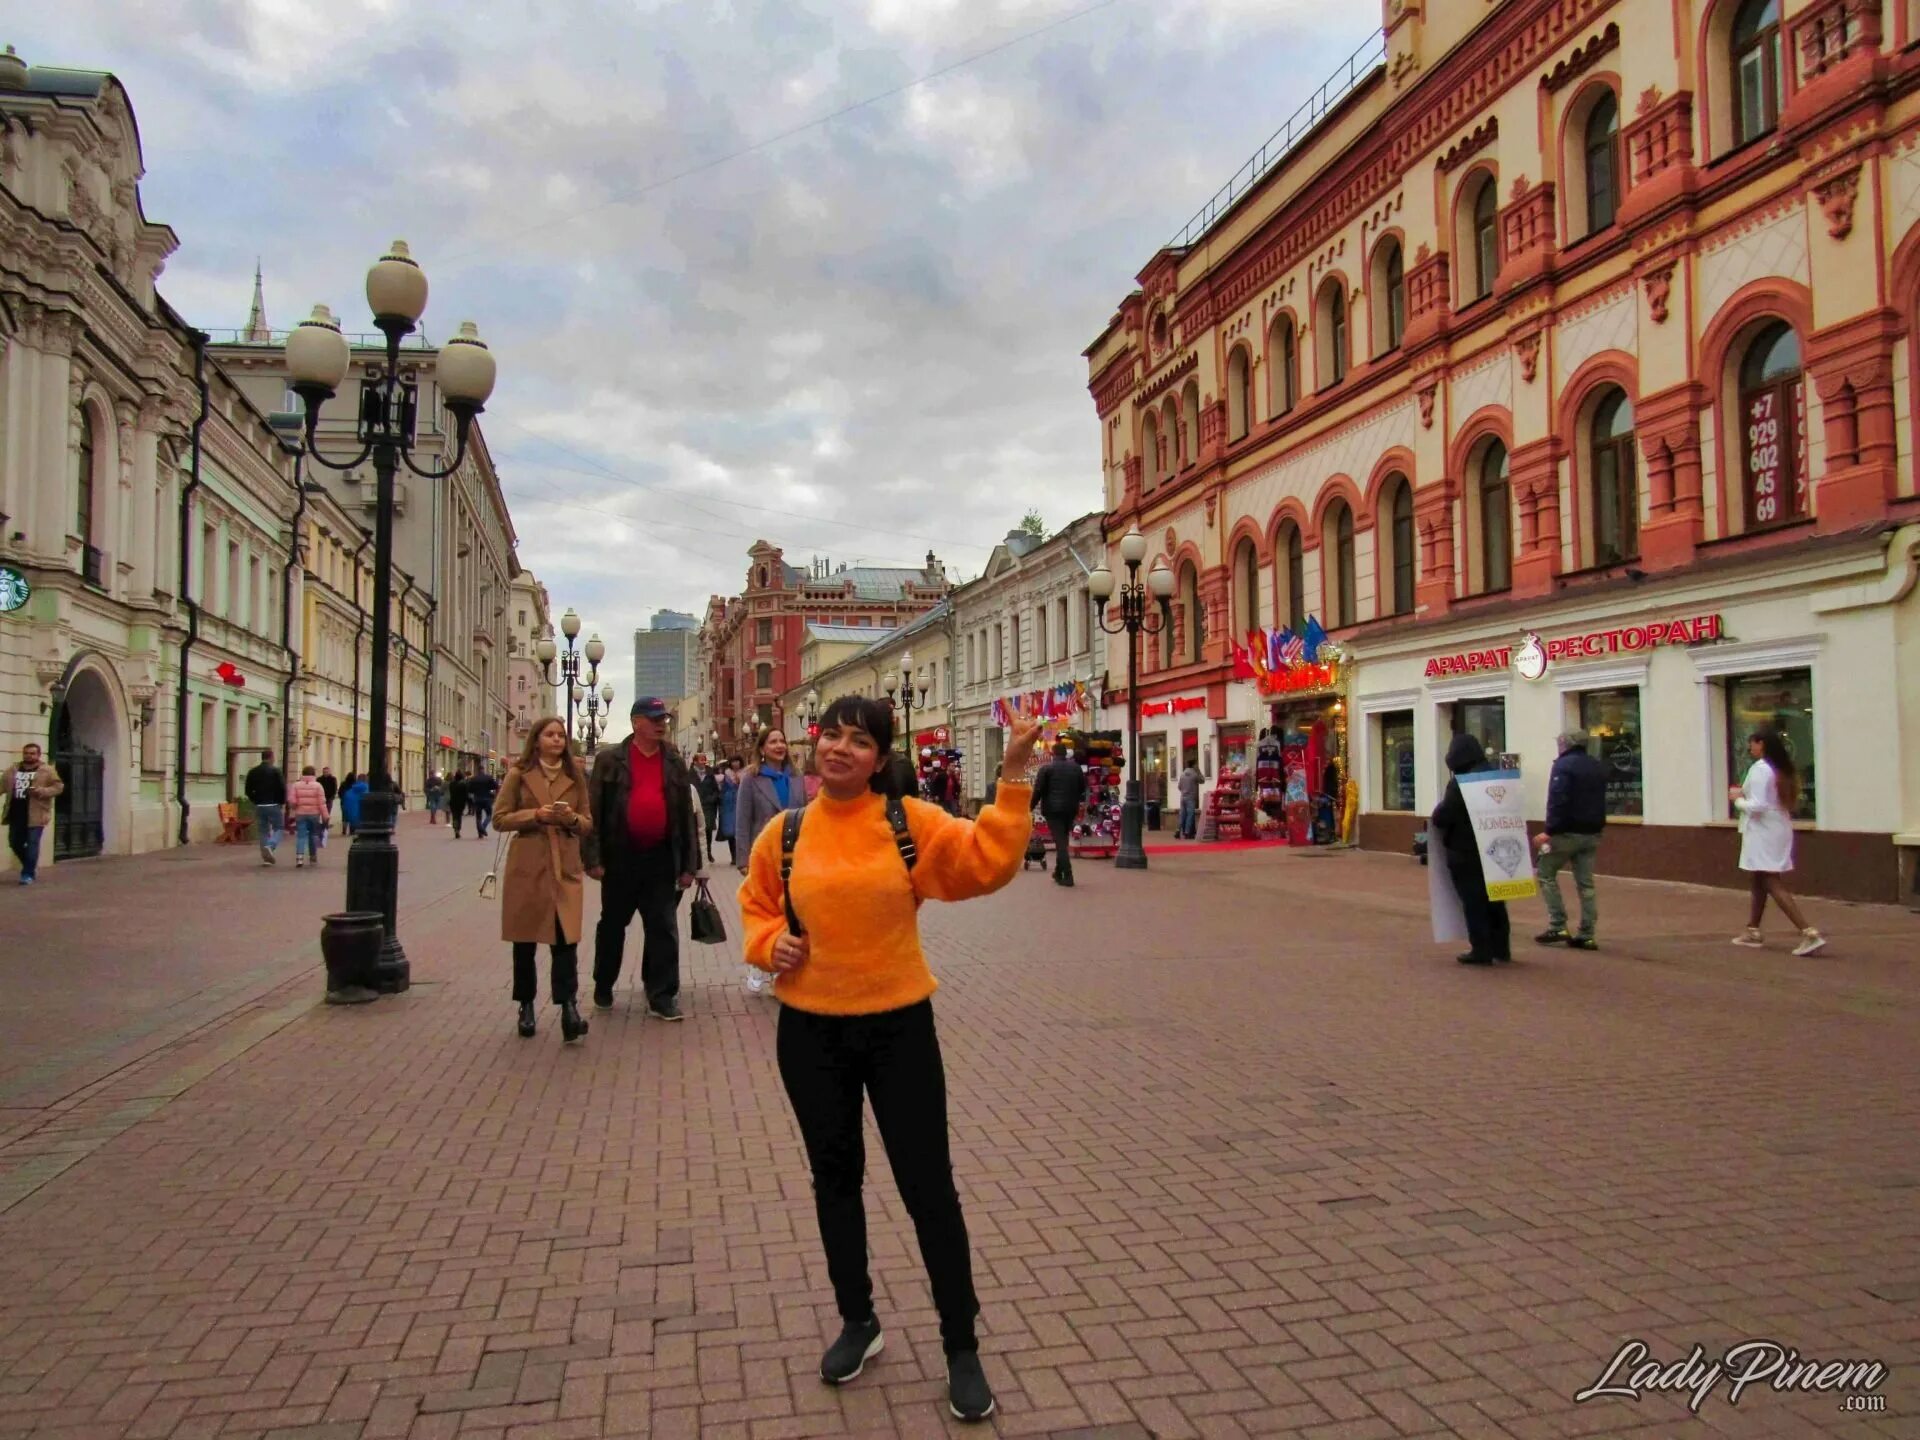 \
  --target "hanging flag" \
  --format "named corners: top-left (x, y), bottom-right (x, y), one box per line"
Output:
top-left (1279, 628), bottom-right (1305, 665)
top-left (1302, 616), bottom-right (1328, 662)
top-left (1232, 638), bottom-right (1255, 680)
